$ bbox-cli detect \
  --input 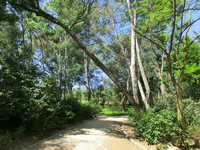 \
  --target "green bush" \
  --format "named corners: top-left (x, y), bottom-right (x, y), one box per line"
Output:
top-left (13, 125), bottom-right (25, 139)
top-left (183, 99), bottom-right (200, 126)
top-left (129, 108), bottom-right (185, 145)
top-left (82, 102), bottom-right (102, 117)
top-left (154, 94), bottom-right (176, 112)
top-left (0, 131), bottom-right (11, 150)
top-left (127, 107), bottom-right (141, 123)
top-left (0, 62), bottom-right (101, 132)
